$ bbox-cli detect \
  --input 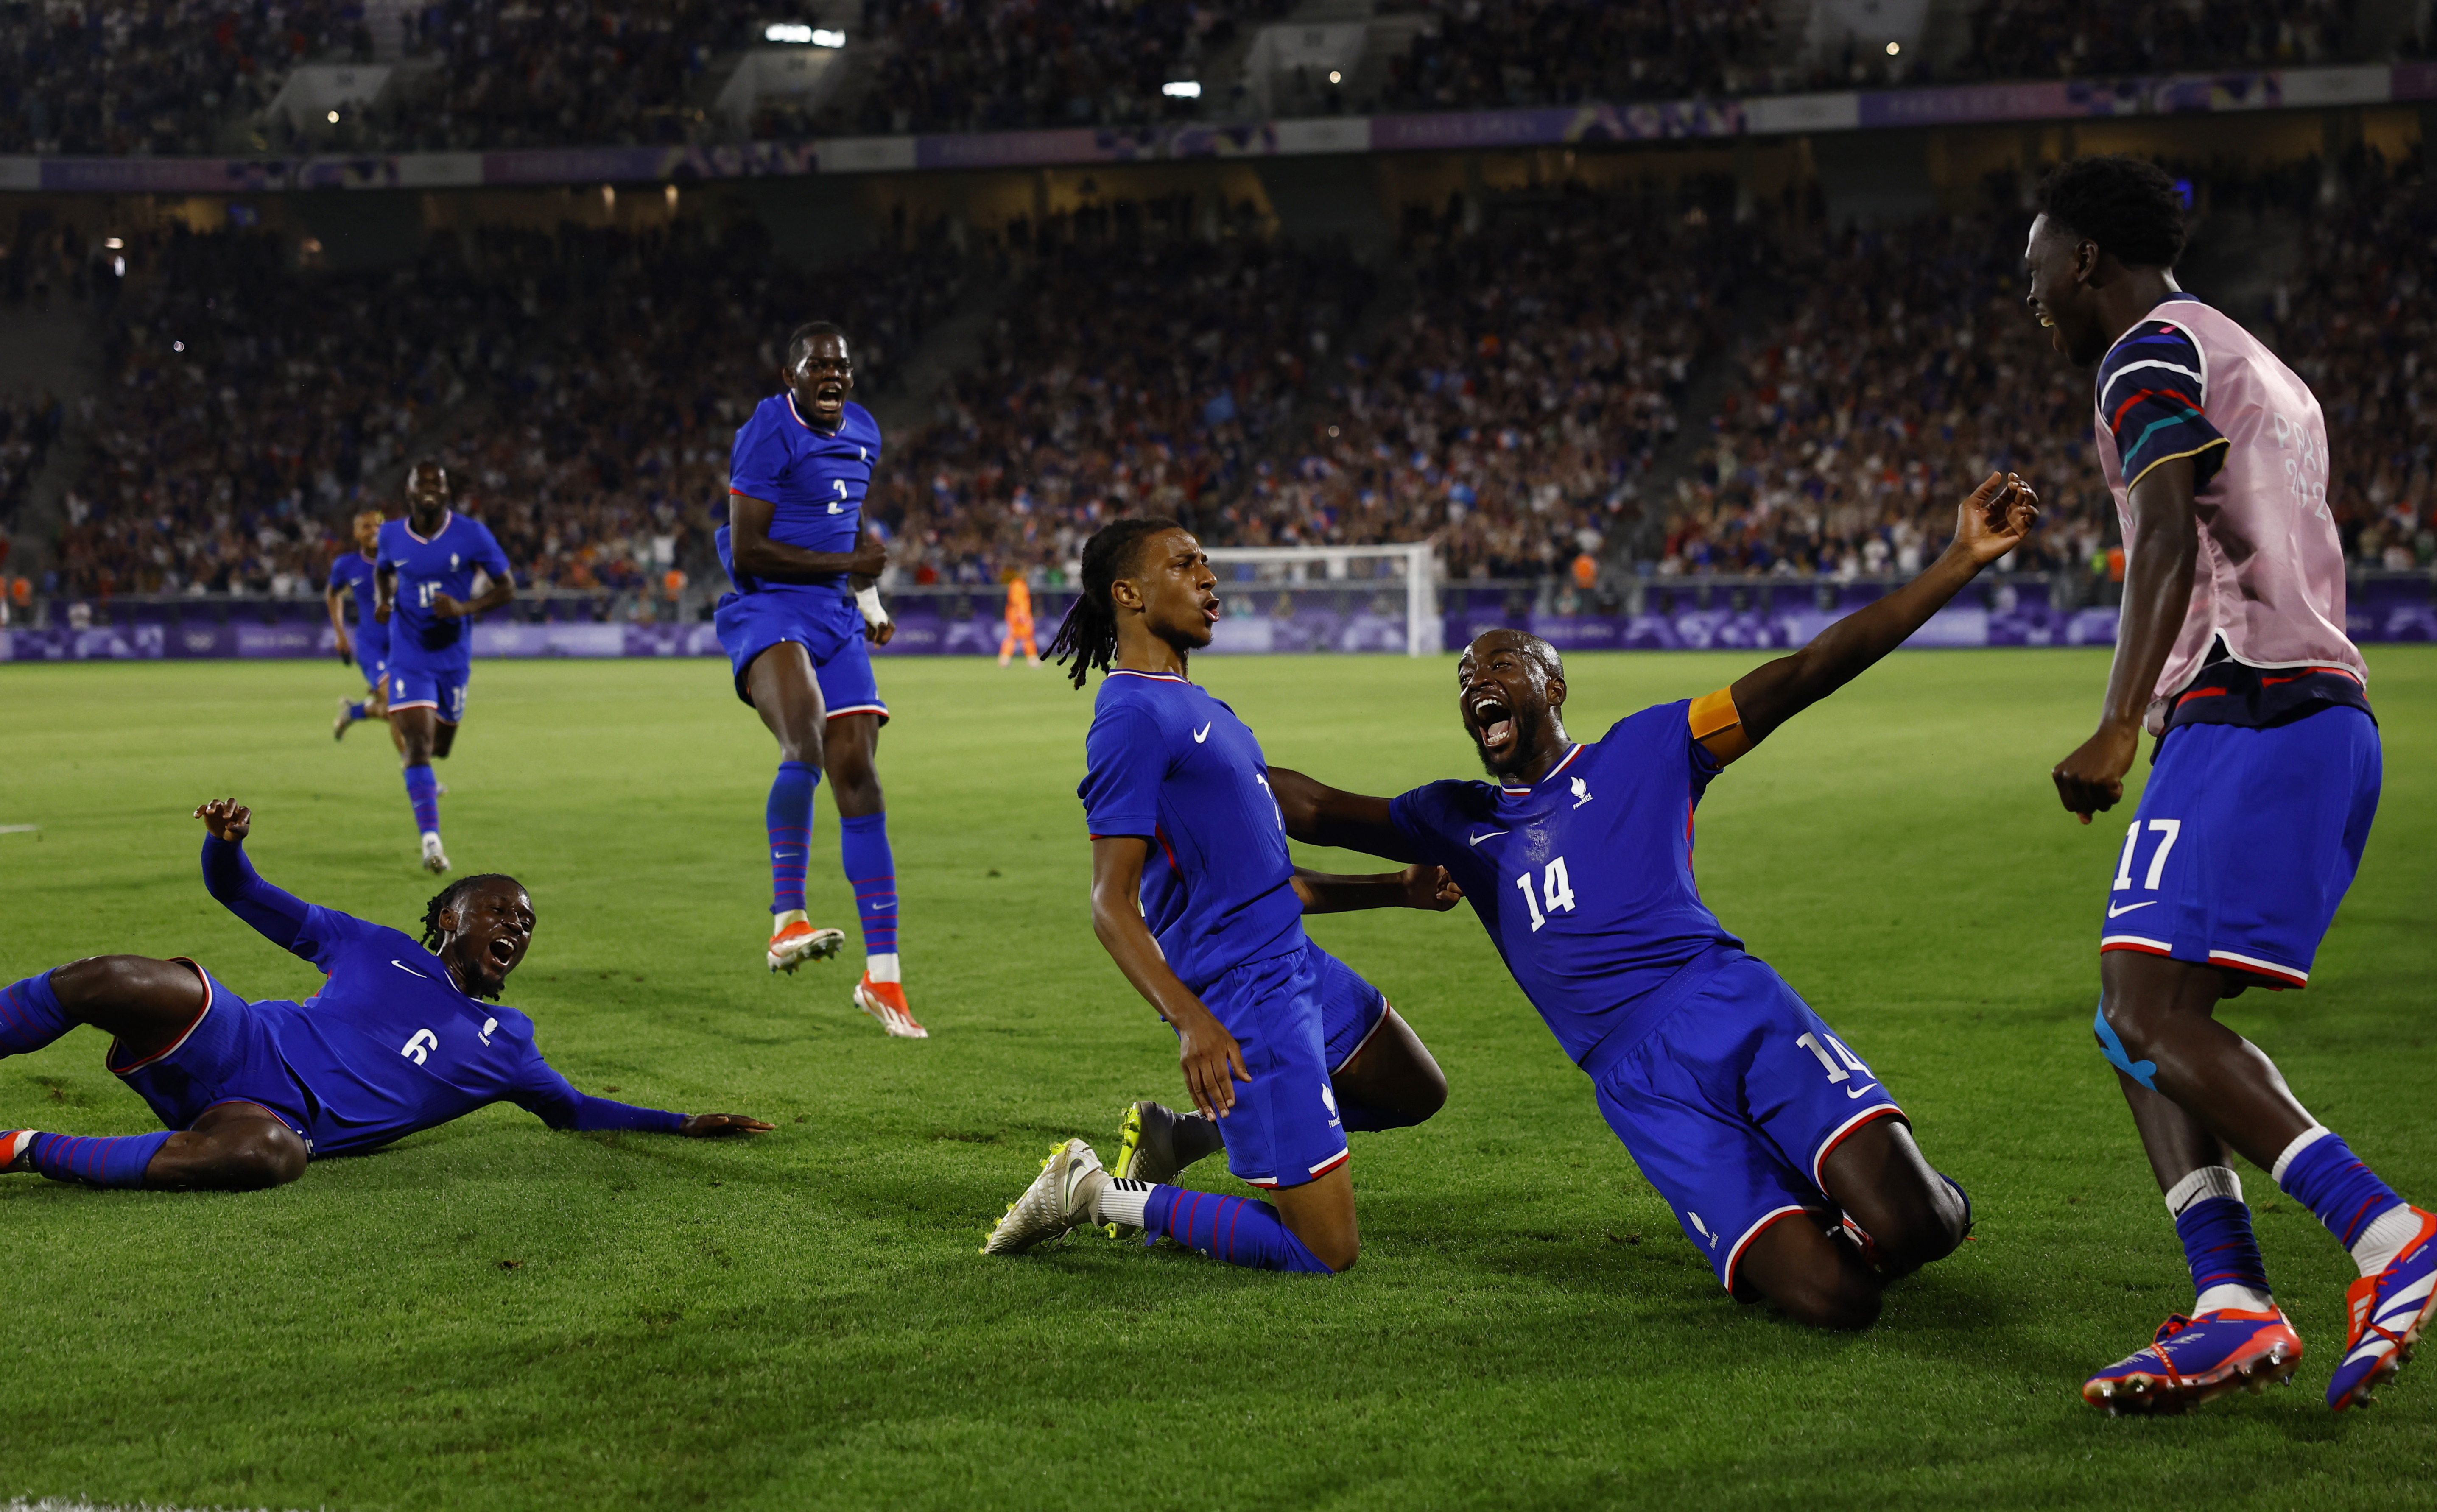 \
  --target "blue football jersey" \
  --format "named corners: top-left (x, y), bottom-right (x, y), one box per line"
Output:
top-left (1389, 700), bottom-right (1744, 1065)
top-left (1077, 669), bottom-right (1307, 993)
top-left (377, 512), bottom-right (511, 674)
top-left (326, 549), bottom-right (384, 653)
top-left (260, 904), bottom-right (606, 1157)
top-left (723, 393), bottom-right (882, 597)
